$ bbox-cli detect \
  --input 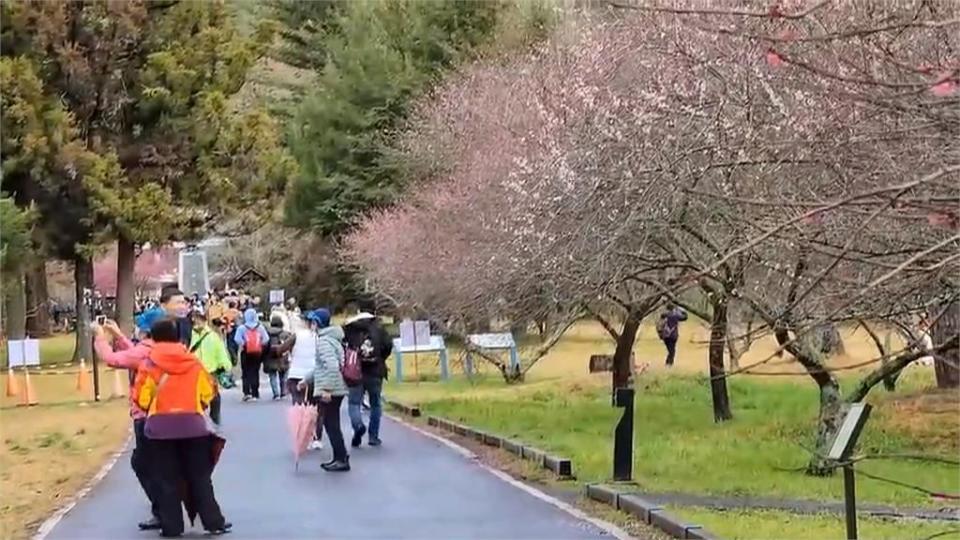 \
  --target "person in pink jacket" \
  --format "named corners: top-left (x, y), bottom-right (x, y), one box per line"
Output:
top-left (92, 307), bottom-right (164, 531)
